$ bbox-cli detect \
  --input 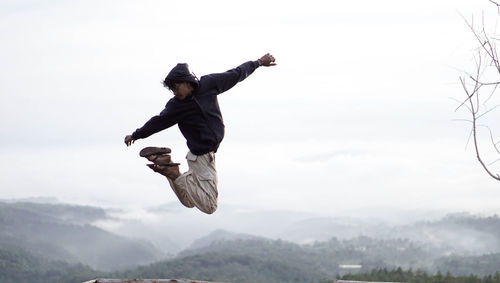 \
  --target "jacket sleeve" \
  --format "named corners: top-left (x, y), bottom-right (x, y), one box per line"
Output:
top-left (131, 102), bottom-right (179, 140)
top-left (205, 60), bottom-right (260, 94)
